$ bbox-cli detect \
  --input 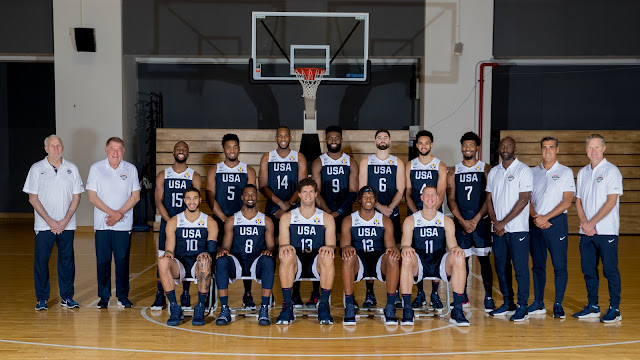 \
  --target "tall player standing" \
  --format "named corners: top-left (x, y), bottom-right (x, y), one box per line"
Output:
top-left (359, 129), bottom-right (405, 307)
top-left (405, 130), bottom-right (447, 310)
top-left (206, 133), bottom-right (257, 309)
top-left (152, 141), bottom-right (202, 310)
top-left (446, 132), bottom-right (495, 312)
top-left (259, 126), bottom-right (307, 307)
top-left (312, 125), bottom-right (358, 307)
top-left (276, 178), bottom-right (337, 325)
